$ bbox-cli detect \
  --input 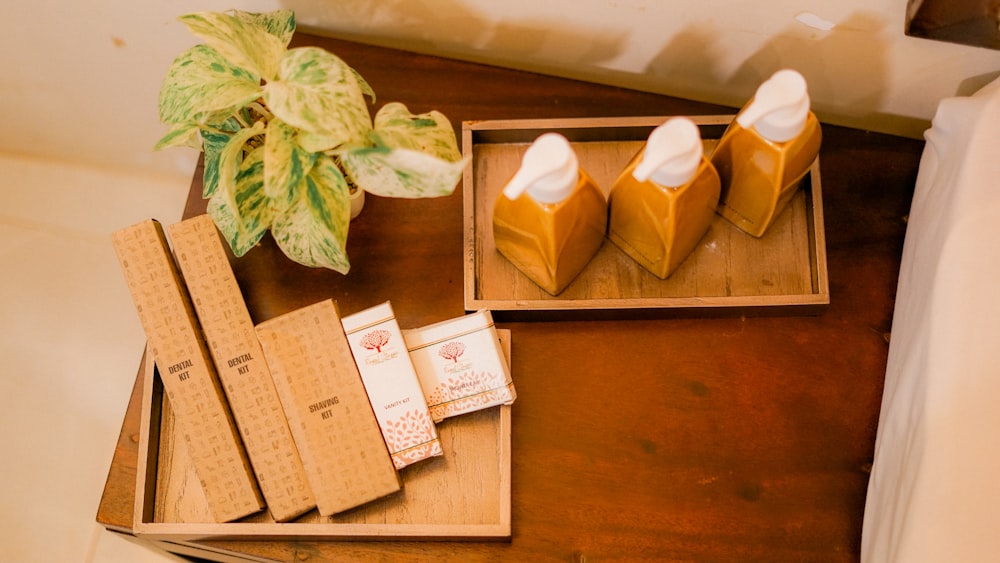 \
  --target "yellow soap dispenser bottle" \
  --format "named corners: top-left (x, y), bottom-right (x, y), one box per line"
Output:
top-left (710, 69), bottom-right (821, 237)
top-left (492, 132), bottom-right (607, 295)
top-left (608, 118), bottom-right (721, 279)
